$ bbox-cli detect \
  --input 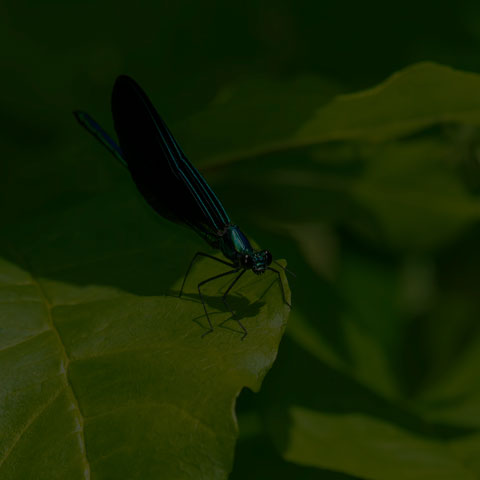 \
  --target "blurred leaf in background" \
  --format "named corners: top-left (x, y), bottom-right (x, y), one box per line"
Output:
top-left (3, 0), bottom-right (480, 479)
